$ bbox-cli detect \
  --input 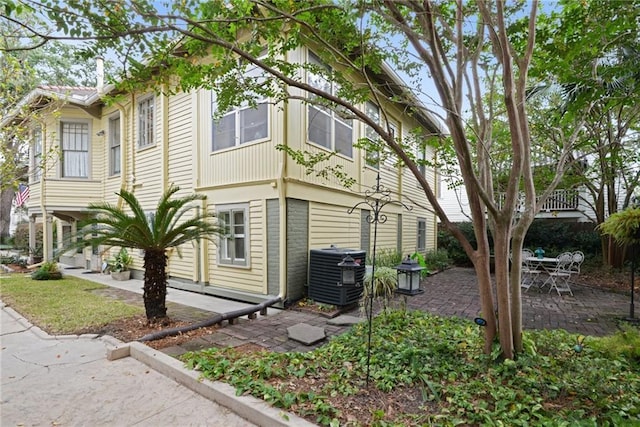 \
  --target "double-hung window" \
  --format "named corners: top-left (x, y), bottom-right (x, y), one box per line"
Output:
top-left (212, 59), bottom-right (269, 152)
top-left (217, 204), bottom-right (248, 266)
top-left (364, 101), bottom-right (380, 169)
top-left (418, 144), bottom-right (427, 177)
top-left (307, 52), bottom-right (353, 158)
top-left (32, 127), bottom-right (42, 182)
top-left (417, 218), bottom-right (427, 251)
top-left (109, 116), bottom-right (121, 175)
top-left (138, 96), bottom-right (155, 148)
top-left (61, 121), bottom-right (89, 178)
